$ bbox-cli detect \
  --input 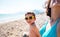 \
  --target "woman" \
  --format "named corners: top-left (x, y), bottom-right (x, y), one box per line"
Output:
top-left (39, 0), bottom-right (60, 37)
